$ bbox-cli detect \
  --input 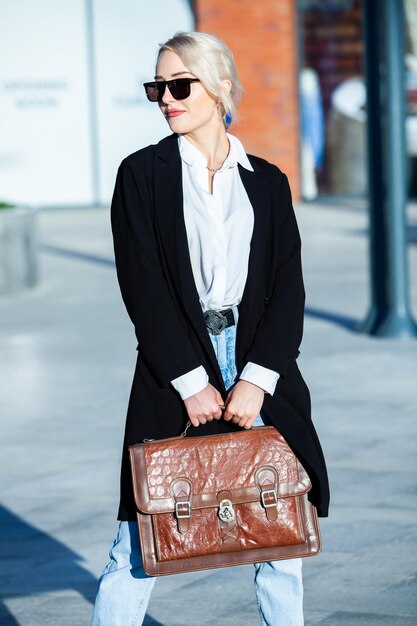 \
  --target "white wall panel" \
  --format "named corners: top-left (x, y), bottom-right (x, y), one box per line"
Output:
top-left (93, 0), bottom-right (194, 204)
top-left (0, 1), bottom-right (194, 207)
top-left (0, 0), bottom-right (93, 206)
